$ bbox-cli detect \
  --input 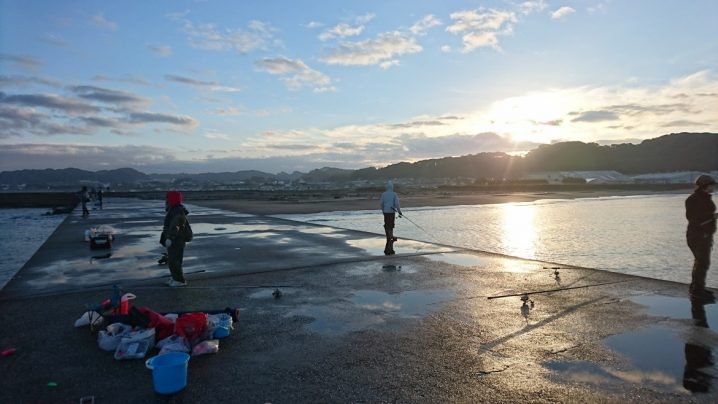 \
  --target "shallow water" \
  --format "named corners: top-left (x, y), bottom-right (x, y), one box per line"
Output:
top-left (277, 194), bottom-right (718, 288)
top-left (0, 208), bottom-right (66, 289)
